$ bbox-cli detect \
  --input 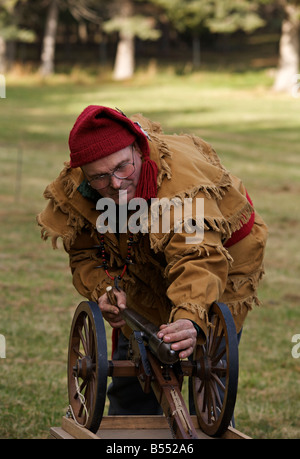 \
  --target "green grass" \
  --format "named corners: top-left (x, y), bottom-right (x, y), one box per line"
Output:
top-left (0, 65), bottom-right (300, 438)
